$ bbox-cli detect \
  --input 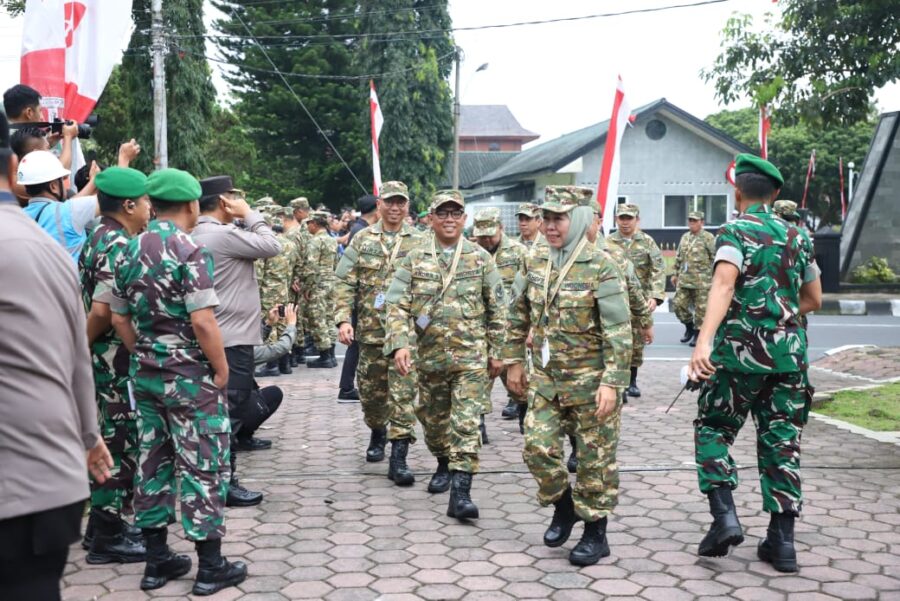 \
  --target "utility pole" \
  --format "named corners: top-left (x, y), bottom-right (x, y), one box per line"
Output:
top-left (452, 47), bottom-right (461, 190)
top-left (151, 0), bottom-right (168, 169)
top-left (848, 161), bottom-right (856, 204)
